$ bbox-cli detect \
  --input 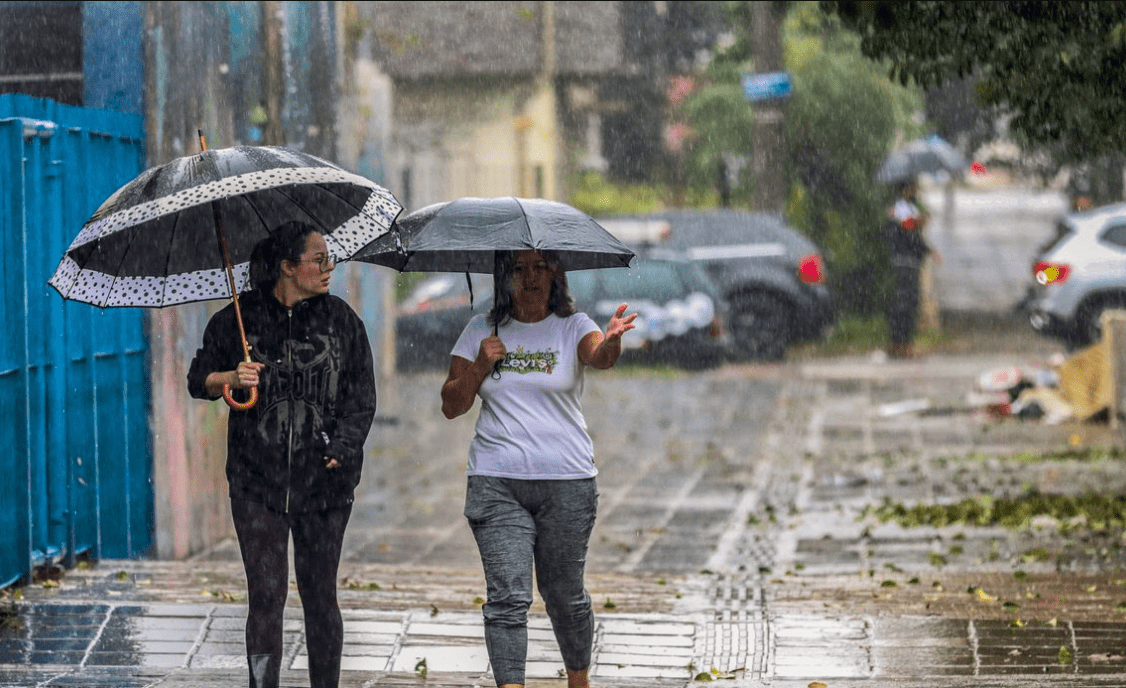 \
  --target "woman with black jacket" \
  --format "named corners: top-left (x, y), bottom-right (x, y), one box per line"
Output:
top-left (187, 220), bottom-right (377, 688)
